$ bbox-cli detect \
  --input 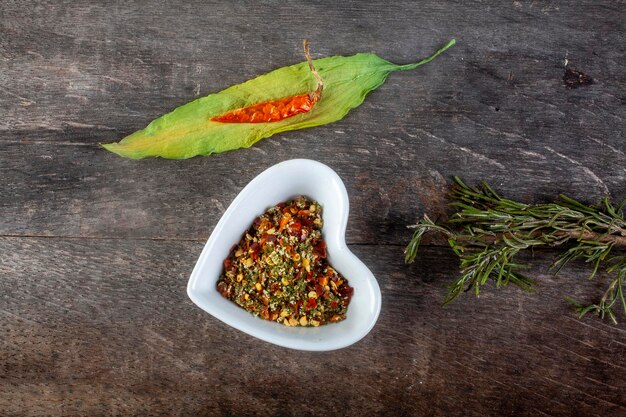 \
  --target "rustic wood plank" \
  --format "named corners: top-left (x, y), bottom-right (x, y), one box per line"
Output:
top-left (1, 1), bottom-right (624, 242)
top-left (1, 1), bottom-right (625, 142)
top-left (1, 135), bottom-right (624, 244)
top-left (1, 237), bottom-right (625, 416)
